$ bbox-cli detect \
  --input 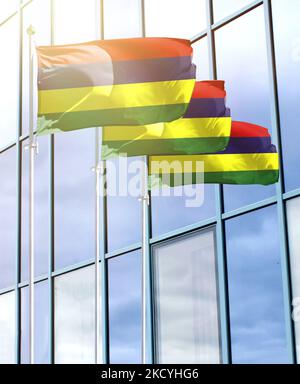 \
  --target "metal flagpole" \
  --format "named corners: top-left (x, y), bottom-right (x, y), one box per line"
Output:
top-left (141, 156), bottom-right (149, 364)
top-left (140, 0), bottom-right (150, 365)
top-left (27, 25), bottom-right (37, 365)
